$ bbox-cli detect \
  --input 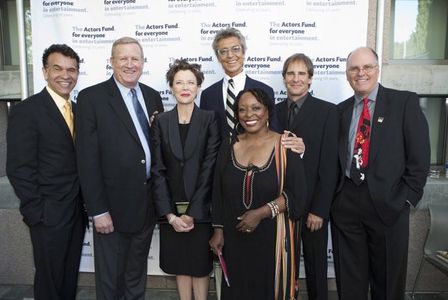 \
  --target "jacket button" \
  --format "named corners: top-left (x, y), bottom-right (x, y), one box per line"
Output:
top-left (180, 162), bottom-right (184, 167)
top-left (141, 159), bottom-right (146, 164)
